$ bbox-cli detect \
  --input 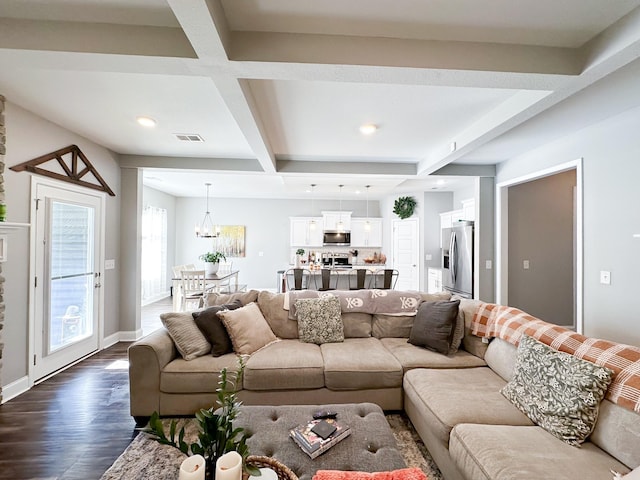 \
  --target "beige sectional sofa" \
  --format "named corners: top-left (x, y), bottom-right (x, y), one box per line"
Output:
top-left (128, 289), bottom-right (639, 479)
